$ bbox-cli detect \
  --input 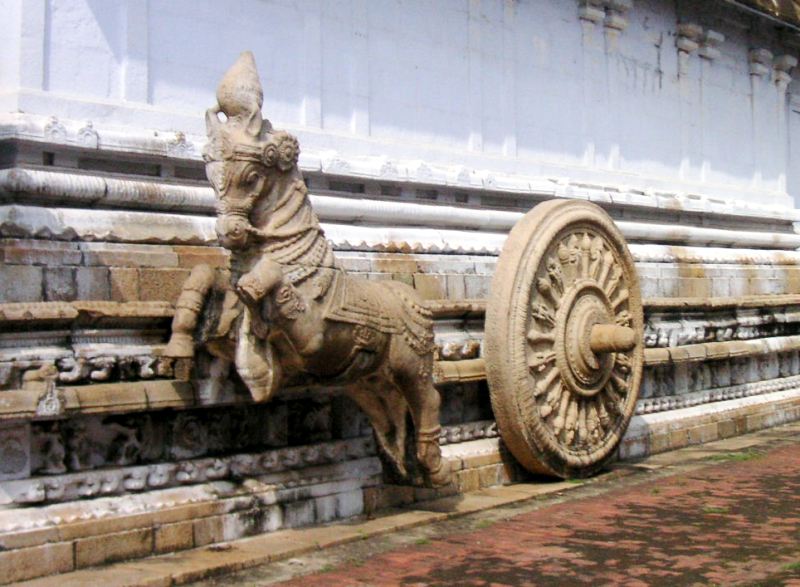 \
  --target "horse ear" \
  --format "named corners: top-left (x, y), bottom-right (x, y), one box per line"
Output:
top-left (245, 108), bottom-right (263, 138)
top-left (205, 107), bottom-right (221, 139)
